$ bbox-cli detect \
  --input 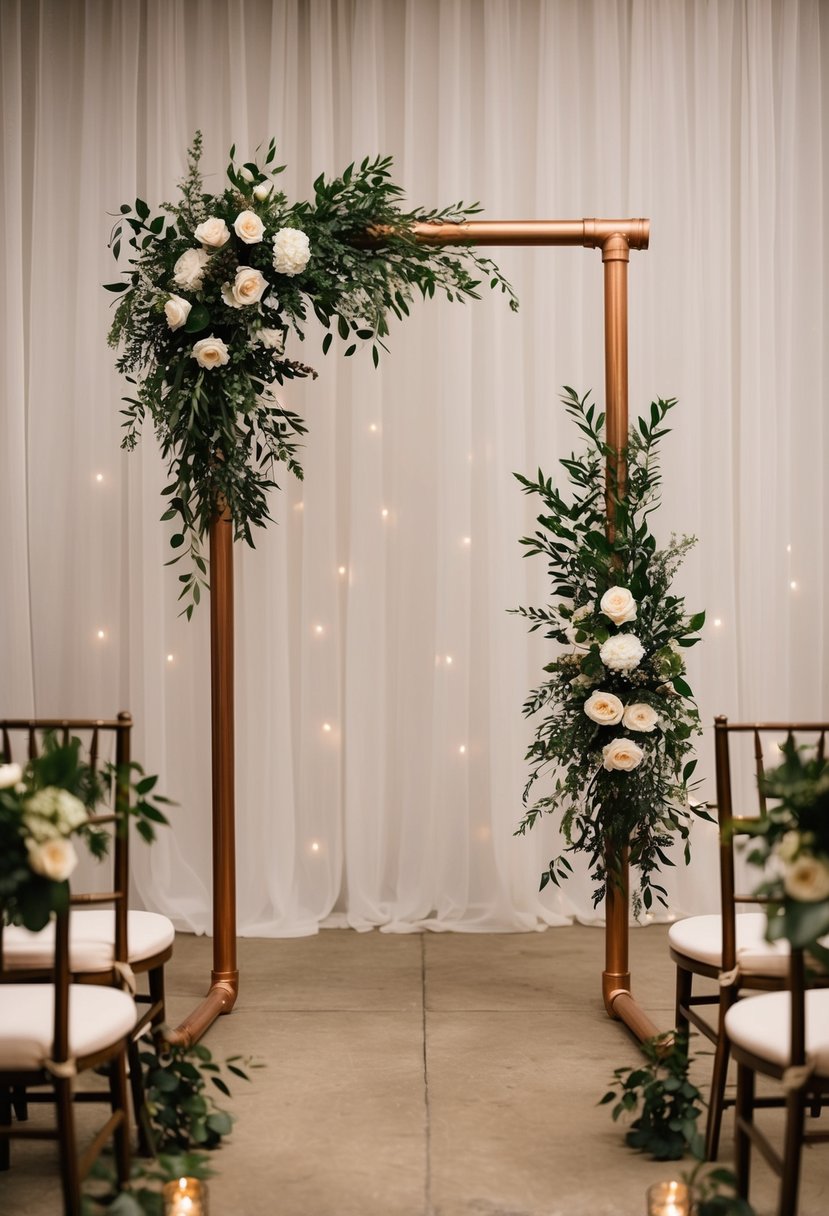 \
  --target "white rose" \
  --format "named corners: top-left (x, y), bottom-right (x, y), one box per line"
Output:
top-left (584, 691), bottom-right (624, 726)
top-left (233, 209), bottom-right (265, 245)
top-left (272, 228), bottom-right (311, 276)
top-left (600, 586), bottom-right (637, 626)
top-left (173, 248), bottom-right (210, 291)
top-left (194, 216), bottom-right (231, 248)
top-left (164, 294), bottom-right (192, 331)
top-left (602, 737), bottom-right (645, 772)
top-left (0, 762), bottom-right (22, 789)
top-left (27, 836), bottom-right (79, 882)
top-left (776, 830), bottom-right (803, 864)
top-left (565, 605), bottom-right (592, 647)
top-left (253, 181), bottom-right (274, 202)
top-left (783, 855), bottom-right (829, 903)
top-left (221, 266), bottom-right (268, 309)
top-left (600, 633), bottom-right (645, 673)
top-left (622, 703), bottom-right (660, 733)
top-left (258, 327), bottom-right (284, 351)
top-left (192, 335), bottom-right (230, 369)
